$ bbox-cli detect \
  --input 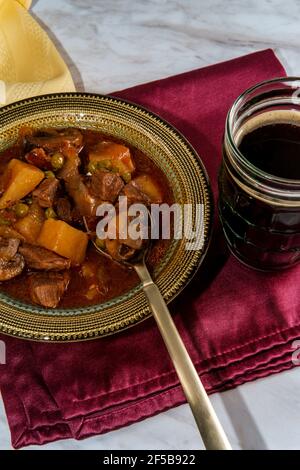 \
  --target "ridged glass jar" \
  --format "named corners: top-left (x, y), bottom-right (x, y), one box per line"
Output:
top-left (218, 77), bottom-right (300, 270)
